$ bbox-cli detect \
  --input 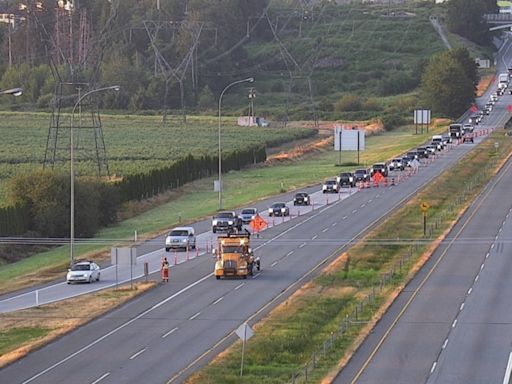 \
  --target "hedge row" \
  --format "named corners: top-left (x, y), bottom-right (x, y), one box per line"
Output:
top-left (117, 145), bottom-right (267, 201)
top-left (0, 204), bottom-right (30, 236)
